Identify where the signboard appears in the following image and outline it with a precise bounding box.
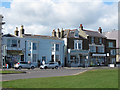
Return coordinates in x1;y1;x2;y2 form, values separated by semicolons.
92;54;106;56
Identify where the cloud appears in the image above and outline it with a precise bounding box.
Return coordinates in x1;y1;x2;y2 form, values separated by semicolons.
0;0;118;36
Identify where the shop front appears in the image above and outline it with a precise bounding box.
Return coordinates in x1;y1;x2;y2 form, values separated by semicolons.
67;49;89;67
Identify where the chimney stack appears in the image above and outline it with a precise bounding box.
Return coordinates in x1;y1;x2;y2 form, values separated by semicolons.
14;27;19;36
56;28;61;38
52;29;56;37
79;24;83;30
20;25;25;37
98;27;102;33
61;28;64;38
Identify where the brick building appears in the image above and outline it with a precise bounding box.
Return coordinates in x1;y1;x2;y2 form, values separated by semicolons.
52;24;116;66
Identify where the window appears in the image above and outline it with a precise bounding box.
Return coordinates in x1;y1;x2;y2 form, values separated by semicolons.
74;40;82;50
7;39;10;47
56;55;59;62
56;44;59;51
78;43;81;49
110;49;116;55
52;44;54;51
75;33;78;37
91;37;94;43
99;38;102;44
33;43;37;50
75;43;77;49
28;42;31;50
11;40;17;47
89;46;96;52
109;42;113;47
98;46;104;53
18;40;20;47
33;54;37;62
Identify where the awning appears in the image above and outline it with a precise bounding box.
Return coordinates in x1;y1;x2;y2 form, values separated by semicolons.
68;49;89;55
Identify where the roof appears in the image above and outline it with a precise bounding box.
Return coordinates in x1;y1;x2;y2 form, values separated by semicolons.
2;34;16;37
24;34;62;40
63;29;78;38
83;29;106;38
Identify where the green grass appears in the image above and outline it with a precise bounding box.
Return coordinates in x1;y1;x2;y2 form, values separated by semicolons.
2;69;118;88
0;70;25;74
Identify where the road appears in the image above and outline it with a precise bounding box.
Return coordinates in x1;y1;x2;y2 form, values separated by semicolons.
2;68;87;81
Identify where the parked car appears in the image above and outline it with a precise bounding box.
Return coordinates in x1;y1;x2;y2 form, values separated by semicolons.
14;62;36;70
40;62;59;69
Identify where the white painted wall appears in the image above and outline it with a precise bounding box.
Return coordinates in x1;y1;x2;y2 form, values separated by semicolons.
24;37;64;66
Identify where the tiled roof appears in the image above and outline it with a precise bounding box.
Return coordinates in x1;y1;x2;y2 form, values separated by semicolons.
24;34;62;40
2;34;16;37
83;29;106;38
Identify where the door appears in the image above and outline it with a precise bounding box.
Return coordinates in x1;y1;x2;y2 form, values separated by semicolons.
21;55;24;61
51;55;54;62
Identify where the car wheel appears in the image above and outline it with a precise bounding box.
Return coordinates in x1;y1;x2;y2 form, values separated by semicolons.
44;66;47;69
18;66;22;70
15;68;18;70
31;66;34;70
55;66;58;69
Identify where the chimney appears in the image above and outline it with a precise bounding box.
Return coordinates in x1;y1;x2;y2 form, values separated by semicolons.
61;28;64;38
79;24;83;30
98;27;102;33
52;29;56;37
56;28;61;38
20;25;25;37
14;27;19;36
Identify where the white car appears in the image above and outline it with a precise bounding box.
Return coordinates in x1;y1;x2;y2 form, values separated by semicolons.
40;62;59;69
14;62;36;70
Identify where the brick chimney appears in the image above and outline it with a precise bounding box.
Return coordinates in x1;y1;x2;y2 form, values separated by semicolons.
98;27;102;33
52;29;56;37
79;24;83;30
20;25;25;37
56;28;61;38
61;28;64;38
14;27;19;36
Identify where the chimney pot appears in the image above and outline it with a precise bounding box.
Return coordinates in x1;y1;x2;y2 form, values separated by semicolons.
98;27;102;33
79;24;83;30
14;27;19;36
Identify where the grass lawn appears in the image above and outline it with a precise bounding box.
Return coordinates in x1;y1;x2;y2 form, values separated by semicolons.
0;70;25;74
2;69;118;88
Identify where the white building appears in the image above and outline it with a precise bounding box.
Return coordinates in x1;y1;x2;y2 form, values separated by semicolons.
24;35;64;66
2;26;64;67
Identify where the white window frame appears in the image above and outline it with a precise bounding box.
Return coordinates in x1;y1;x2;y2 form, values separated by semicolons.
74;40;82;50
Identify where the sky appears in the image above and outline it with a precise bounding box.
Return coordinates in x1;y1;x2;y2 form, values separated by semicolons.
0;0;118;36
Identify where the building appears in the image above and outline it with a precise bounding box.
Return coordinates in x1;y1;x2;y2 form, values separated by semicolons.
103;30;120;63
52;28;89;67
0;15;5;68
79;24;116;66
52;24;116;67
2;26;64;67
106;39;116;64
